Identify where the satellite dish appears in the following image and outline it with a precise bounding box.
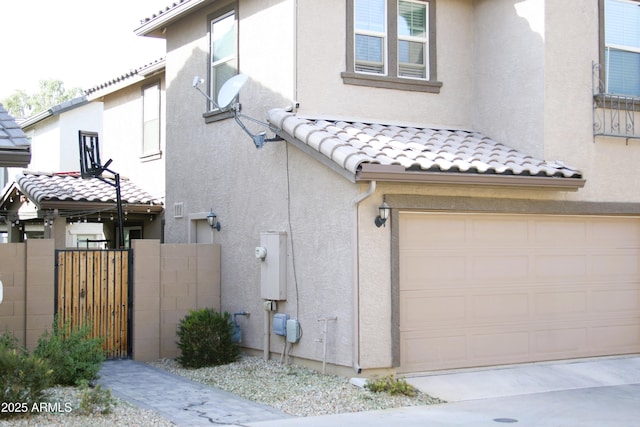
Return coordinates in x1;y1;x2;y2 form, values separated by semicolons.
191;72;282;148
218;74;248;109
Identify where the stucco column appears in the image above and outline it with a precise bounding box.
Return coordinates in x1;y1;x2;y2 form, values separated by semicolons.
51;216;67;249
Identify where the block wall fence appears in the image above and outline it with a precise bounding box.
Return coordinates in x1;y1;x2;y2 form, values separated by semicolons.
0;239;221;361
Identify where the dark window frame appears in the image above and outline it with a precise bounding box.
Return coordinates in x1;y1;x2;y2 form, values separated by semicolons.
342;0;442;93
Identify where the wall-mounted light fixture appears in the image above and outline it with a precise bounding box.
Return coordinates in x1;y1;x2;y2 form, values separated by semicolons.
207;208;221;231
375;202;391;228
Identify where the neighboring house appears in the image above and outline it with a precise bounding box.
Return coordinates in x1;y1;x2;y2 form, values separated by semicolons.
136;0;640;375
0;103;31;184
0;60;165;247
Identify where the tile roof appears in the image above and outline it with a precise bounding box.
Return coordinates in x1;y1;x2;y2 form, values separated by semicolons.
84;58;165;97
267;109;584;188
20;96;88;129
0;103;31;167
135;0;214;37
138;0;188;26
16;171;163;208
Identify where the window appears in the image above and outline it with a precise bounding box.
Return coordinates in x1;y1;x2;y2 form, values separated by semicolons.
603;0;640;96
210;9;237;110
142;82;161;158
343;0;441;93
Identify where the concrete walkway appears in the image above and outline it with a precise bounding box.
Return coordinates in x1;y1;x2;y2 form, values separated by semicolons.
247;384;640;427
98;356;640;427
405;355;640;401
98;359;290;426
248;356;640;427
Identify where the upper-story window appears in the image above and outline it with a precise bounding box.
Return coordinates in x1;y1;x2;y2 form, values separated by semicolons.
142;81;161;159
603;0;640;96
210;9;237;110
343;0;441;93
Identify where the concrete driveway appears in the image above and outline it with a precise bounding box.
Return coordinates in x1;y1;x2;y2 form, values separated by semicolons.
248;356;640;427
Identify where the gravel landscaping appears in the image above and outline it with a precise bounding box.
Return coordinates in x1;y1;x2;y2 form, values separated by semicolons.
0;355;444;426
149;355;444;416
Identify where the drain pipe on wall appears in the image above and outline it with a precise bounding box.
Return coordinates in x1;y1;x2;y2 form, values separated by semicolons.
351;180;376;374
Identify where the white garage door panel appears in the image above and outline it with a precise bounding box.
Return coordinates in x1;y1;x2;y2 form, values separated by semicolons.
399;212;640;373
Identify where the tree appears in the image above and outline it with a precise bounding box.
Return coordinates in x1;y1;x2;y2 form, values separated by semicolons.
1;79;84;118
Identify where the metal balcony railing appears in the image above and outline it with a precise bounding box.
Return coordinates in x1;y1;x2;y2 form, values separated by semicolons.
592;62;640;142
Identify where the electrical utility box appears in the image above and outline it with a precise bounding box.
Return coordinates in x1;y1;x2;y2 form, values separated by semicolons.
259;231;287;300
286;319;301;343
273;313;289;336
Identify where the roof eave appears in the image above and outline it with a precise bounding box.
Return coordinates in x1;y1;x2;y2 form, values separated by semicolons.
356;164;586;191
21;96;88;129
135;0;211;37
19;109;53;129
277;130;358;183
0;149;31;168
36;200;164;213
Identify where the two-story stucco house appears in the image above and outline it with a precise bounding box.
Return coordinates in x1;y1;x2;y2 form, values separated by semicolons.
136;0;640;375
0;60;165;248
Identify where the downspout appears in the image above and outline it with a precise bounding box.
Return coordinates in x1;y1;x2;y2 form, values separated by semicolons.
351;180;376;373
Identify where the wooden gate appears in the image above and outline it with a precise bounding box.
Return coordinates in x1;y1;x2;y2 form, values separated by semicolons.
54;249;131;359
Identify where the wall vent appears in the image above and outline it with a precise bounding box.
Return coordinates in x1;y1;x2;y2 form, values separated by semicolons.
173;202;184;218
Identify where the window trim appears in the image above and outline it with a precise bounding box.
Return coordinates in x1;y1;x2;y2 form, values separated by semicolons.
598;0;640;97
203;2;238;123
141;80;162;161
343;0;441;93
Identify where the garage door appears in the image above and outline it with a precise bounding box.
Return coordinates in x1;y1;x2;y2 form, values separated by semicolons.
399;212;640;373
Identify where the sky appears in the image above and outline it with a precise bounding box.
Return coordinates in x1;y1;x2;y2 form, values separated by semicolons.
0;0;169;101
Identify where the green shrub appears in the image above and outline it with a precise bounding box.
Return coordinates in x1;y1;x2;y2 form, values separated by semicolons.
34;318;105;386
365;375;418;397
0;329;25;354
176;308;240;368
77;380;117;415
0;348;53;418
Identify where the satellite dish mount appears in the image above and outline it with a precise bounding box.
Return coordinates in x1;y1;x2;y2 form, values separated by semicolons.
192;74;282;149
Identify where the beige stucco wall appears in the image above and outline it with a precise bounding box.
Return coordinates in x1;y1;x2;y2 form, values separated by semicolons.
100;76;166;203
164;0;366;370
472;0;545;158
160;0;640;373
0;243;27;347
473;0;640;204
0;239;219;361
0;240;54;351
297;0;474;128
543;1;640;203
19;102;103;175
131;240;221;361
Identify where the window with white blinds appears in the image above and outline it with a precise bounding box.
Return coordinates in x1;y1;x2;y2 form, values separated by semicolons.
355;0;386;74
398;0;428;78
354;0;428;79
604;0;640;96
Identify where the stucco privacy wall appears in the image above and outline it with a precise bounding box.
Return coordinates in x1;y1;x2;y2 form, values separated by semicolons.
0;243;28;347
0;240;55;350
0;240;220;361
132;239;221;361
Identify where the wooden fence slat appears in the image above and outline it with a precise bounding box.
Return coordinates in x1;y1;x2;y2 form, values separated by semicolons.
64;252;73;328
79;251;87;324
54;249;131;359
120;251;129;358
